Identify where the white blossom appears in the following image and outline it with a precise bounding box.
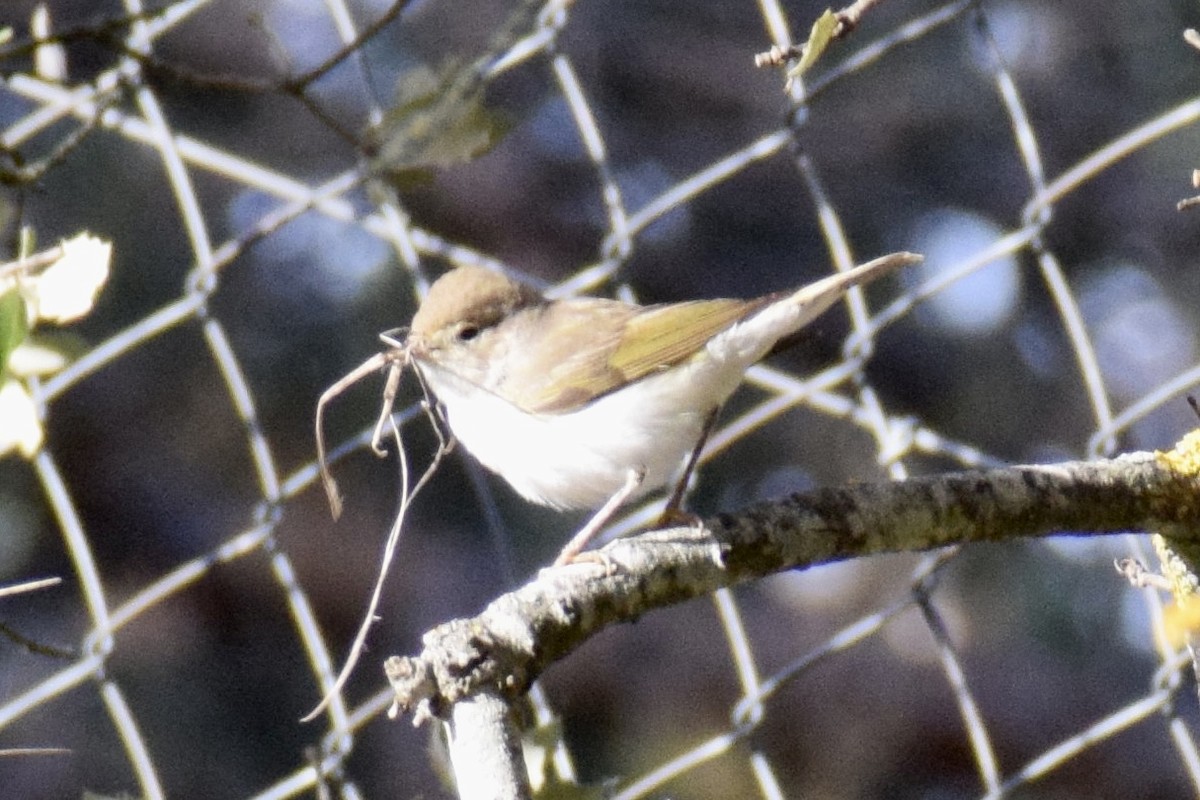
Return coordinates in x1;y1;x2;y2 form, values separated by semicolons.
28;233;111;323
0;378;42;458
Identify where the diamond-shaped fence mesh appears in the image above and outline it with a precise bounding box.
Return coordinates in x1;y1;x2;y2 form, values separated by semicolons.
3;0;1200;797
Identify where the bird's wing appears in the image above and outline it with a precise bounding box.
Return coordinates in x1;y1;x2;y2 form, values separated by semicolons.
500;296;764;414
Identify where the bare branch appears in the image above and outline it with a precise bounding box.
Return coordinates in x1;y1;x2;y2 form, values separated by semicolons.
386;450;1200;723
444;692;533;800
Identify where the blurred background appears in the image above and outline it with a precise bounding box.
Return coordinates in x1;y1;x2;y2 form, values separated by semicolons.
3;0;1200;796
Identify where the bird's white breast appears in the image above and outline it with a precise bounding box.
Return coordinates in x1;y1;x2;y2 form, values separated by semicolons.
415;299;793;510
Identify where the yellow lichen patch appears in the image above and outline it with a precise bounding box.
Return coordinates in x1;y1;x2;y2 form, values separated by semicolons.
1154;534;1200;604
1155;531;1200;652
1162;594;1200;651
1157;429;1200;476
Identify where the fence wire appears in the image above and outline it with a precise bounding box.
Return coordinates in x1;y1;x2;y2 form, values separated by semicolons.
2;0;1200;797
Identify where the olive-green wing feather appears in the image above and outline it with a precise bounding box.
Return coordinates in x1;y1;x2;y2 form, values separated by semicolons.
498;296;765;414
608;298;766;382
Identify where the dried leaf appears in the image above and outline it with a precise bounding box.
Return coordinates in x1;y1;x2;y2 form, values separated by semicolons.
788;9;839;81
367;60;510;182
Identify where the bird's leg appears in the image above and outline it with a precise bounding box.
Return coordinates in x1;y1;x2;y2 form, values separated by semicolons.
552;466;645;567
656;407;719;528
552;408;719;567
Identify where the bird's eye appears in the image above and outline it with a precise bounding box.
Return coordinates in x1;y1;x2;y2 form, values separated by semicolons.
457;325;480;342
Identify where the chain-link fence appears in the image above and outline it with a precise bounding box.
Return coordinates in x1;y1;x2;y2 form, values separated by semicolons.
3;0;1200;797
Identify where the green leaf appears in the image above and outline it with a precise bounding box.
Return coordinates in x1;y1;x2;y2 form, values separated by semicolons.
788;9;839;81
0;289;28;377
367;60;511;182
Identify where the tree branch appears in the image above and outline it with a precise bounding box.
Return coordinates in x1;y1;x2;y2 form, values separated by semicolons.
444;692;533;800
386;448;1200;725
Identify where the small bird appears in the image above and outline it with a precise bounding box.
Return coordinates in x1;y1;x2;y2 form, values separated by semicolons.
402;252;921;565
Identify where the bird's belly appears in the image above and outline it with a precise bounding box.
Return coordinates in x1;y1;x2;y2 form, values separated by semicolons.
420;363;725;510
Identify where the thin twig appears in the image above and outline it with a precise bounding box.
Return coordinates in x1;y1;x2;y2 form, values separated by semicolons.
0;576;61;598
303;353;451;722
0;83;123;186
314;350;396;520
0;748;71;758
753;0;894;68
